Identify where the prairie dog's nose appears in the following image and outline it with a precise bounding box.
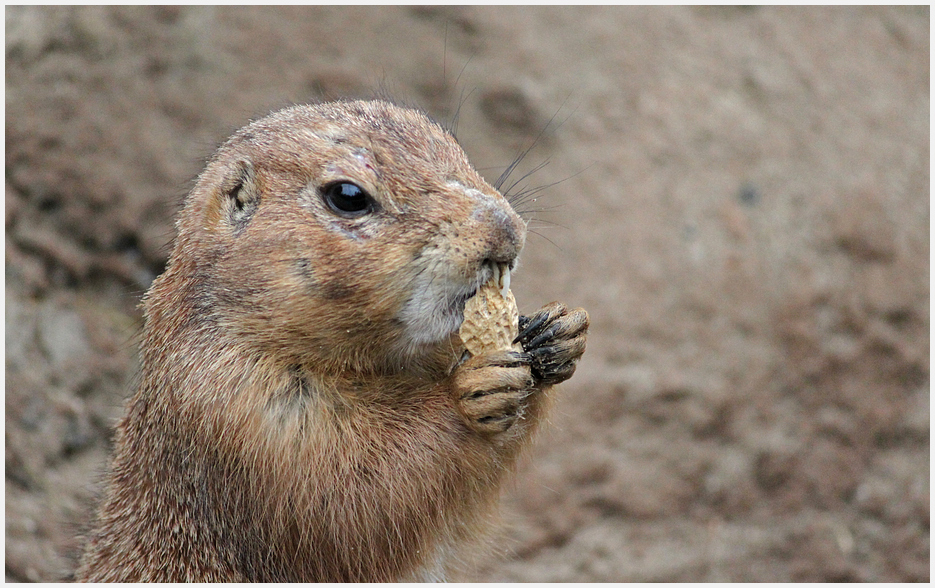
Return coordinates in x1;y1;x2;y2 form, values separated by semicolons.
468;190;527;265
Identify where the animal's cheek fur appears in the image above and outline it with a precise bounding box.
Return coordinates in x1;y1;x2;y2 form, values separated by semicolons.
208;226;414;356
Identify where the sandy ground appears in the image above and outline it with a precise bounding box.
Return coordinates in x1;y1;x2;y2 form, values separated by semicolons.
5;6;929;581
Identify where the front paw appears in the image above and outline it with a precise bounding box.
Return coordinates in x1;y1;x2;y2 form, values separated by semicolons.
516;302;589;386
452;350;533;435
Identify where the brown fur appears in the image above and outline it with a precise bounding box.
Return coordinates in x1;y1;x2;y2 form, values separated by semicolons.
75;100;588;582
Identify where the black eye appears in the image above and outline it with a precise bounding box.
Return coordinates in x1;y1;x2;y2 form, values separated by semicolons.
321;181;373;217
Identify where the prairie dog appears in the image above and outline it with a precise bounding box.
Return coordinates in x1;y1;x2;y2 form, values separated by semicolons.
75;100;588;581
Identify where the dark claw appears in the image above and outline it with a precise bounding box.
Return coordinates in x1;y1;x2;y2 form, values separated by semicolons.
514;302;567;346
525;320;565;351
537;361;578;385
529;344;580;382
514;303;589;387
514;312;550;346
527;343;560;361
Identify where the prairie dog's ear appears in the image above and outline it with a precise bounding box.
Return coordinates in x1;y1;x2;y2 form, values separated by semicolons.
212;159;260;232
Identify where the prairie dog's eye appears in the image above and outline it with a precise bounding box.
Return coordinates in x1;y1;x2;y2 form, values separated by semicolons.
321;181;374;217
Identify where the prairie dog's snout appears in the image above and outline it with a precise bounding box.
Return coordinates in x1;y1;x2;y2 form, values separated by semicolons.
398;185;526;350
460;186;527;269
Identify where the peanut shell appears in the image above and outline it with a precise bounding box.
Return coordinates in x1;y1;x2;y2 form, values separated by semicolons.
459;265;521;356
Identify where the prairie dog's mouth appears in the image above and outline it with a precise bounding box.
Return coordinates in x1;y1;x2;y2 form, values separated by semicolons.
462;261;511;305
397;260;516;352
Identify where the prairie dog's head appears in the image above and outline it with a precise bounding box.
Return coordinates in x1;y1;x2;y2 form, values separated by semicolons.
156;100;526;374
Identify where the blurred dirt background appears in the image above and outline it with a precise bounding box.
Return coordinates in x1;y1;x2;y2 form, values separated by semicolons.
5;6;929;581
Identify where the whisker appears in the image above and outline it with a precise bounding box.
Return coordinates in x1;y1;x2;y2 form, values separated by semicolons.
504;159;551;204
447;55;476;137
526;229;564;252
449;86;476;138
494;93;576;191
526;218;570;231
510;163;592;207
